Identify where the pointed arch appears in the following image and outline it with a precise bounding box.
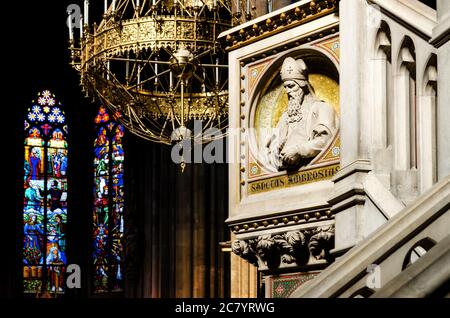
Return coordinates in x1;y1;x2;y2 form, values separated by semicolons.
373;21;393;149
396;36;417;170
420;54;438;189
375;21;392;61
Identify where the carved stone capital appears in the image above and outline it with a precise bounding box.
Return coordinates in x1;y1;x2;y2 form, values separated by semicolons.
308;226;335;260
232;226;335;271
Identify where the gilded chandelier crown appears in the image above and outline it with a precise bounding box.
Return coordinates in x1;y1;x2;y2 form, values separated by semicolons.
69;0;232;144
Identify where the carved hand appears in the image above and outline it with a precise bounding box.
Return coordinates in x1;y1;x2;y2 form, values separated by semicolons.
281;147;302;166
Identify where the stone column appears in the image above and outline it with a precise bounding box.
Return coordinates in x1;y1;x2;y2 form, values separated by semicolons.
230;234;258;298
329;0;373;255
339;0;372;166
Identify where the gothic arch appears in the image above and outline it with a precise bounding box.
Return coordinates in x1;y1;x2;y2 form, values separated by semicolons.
423;54;437;96
402;237;436;270
420;54;438;187
374;21;392;60
372;21;393;149
395;36;418;170
397;36;416;74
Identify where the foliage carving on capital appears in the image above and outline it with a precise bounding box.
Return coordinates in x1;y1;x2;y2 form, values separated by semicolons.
309;226;335;260
232;226;335;270
231;239;259;267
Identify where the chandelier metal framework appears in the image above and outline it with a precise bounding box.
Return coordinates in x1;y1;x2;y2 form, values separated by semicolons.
69;0;232;145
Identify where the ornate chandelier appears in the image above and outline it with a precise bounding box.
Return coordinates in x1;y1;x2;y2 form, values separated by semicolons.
69;0;232;145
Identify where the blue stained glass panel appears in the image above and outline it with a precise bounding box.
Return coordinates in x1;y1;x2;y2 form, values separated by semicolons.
23;91;69;294
92;106;125;293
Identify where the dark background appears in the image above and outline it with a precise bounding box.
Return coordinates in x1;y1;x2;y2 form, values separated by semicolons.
4;0;107;298
2;0;438;299
3;0;230;298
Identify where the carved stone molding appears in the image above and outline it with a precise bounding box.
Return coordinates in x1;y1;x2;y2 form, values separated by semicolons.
223;0;339;51
232;225;335;271
229;208;333;234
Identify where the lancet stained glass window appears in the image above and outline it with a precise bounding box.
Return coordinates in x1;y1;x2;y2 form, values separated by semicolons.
93;106;125;293
23;90;68;294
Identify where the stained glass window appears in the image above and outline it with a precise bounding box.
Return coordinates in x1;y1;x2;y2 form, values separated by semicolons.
93;106;125;293
23;90;68;294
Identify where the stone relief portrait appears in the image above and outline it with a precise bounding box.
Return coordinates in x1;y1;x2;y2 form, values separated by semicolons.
259;56;339;172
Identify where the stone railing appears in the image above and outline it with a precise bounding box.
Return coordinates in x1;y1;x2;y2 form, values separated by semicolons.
291;176;450;297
